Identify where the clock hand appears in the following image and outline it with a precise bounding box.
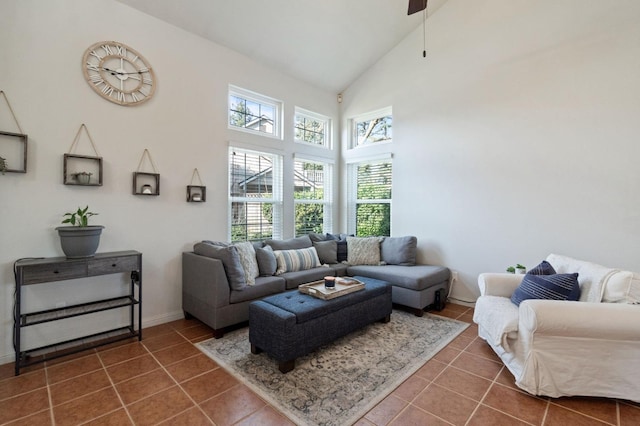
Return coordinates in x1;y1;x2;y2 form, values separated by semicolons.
102;67;145;75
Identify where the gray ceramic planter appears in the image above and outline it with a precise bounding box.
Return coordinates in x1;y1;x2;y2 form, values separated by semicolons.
56;226;104;258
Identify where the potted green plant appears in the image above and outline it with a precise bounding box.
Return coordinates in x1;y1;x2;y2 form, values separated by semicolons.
0;156;7;175
507;264;527;274
56;206;104;258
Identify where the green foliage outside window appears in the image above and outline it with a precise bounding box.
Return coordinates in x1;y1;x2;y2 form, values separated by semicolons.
295;189;324;236
355;161;391;237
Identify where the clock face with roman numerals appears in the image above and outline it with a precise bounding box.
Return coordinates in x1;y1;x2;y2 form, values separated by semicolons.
82;41;156;106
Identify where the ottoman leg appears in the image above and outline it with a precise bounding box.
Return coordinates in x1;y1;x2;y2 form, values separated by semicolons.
251;344;262;354
413;308;424;317
279;359;295;373
380;314;391;323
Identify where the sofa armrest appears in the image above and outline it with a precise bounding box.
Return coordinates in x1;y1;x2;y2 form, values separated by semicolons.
519;300;640;340
182;252;230;310
478;273;524;297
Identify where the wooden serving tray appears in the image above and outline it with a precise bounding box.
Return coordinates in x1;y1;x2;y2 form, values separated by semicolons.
298;277;365;300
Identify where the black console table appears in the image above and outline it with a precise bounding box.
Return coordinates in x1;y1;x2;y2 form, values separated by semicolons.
13;250;142;375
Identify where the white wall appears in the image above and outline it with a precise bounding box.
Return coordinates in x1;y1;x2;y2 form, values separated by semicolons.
0;0;338;363
341;0;640;302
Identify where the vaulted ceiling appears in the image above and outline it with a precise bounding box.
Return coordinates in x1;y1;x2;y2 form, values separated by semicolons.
116;0;448;93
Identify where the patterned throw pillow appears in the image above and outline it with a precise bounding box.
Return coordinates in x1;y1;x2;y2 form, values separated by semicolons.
527;260;556;275
233;241;259;286
346;237;383;266
274;247;321;275
511;273;580;306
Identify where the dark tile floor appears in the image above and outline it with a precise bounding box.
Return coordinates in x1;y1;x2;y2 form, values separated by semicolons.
1;304;638;425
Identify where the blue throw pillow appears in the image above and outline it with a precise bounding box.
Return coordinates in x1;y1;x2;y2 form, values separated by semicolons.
527;260;556;275
511;273;580;306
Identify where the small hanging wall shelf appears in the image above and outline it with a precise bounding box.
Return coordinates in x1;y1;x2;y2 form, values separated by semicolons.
0;91;28;174
64;124;103;186
133;149;160;196
187;168;206;203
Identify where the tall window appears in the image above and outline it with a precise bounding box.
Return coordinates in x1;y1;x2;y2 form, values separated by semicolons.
228;86;282;139
348;159;392;237
352;108;393;148
229;147;282;242
294;158;332;236
294;108;330;148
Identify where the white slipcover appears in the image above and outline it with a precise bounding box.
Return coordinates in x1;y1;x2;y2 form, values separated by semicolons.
473;254;640;401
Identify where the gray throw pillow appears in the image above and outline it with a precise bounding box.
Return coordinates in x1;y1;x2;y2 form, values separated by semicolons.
255;245;277;276
326;233;351;262
313;240;338;264
194;242;246;290
265;235;312;250
381;236;417;266
308;232;326;242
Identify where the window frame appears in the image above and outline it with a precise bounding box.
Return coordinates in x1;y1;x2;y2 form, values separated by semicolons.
349;107;393;149
228;85;283;140
294;107;332;149
228;146;283;242
347;156;393;237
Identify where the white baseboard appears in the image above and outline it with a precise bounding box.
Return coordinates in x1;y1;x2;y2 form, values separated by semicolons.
0;310;186;367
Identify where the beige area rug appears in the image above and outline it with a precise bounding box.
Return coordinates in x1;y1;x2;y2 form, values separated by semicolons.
197;310;468;426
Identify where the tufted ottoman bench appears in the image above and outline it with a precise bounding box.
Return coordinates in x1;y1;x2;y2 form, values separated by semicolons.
249;276;392;373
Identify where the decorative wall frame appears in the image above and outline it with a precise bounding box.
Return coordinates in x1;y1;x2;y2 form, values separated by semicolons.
0;91;28;174
133;149;160;196
187;168;206;202
64;124;103;186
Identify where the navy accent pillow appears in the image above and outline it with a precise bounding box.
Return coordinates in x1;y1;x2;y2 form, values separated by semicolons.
527;260;556;276
511;273;580;306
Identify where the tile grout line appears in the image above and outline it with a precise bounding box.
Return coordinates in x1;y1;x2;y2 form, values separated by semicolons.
92;346;137;426
143;328;218;425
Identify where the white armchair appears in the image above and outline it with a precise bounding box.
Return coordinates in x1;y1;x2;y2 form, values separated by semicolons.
473;254;640;402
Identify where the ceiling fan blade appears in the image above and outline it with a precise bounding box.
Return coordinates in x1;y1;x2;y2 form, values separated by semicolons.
408;0;427;15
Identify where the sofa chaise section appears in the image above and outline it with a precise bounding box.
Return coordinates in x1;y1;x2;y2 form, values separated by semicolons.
347;264;450;316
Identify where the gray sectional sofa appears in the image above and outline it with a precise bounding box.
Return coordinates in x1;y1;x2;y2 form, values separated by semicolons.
182;233;450;338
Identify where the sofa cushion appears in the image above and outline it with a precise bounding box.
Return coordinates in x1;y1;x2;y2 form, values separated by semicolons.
603;270;640;304
274;247;321;275
381;236;417;266
280;266;332;290
313;240;338;264
234;241;259;286
229;276;286;304
347;236;383;266
266;235;312;250
194;242;246;291
255;245;277;276
347;264;450;291
527;260;556;276
510;273;581;306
